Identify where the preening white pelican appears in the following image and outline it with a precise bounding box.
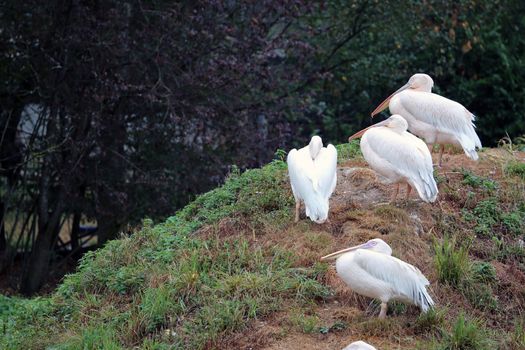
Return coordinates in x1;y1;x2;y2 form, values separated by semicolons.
348;115;437;203
321;238;434;319
343;340;377;350
371;73;482;166
287;136;337;223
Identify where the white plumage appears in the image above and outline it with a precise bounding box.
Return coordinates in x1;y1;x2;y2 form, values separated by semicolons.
343;340;377;350
321;238;434;319
371;73;482;166
348;115;438;203
287;136;337;223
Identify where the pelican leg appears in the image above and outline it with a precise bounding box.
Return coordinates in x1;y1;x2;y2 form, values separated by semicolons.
294;201;300;223
438;144;445;167
406;183;412;200
390;184;400;203
379;302;388;319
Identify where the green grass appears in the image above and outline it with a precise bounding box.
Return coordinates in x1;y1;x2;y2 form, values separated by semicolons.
434;239;499;311
467;198;499;237
0;295;55;349
463;197;525;238
170;159;293;235
510;317;525;348
462;283;497;312
289;309;320;333
471;262;497;284
491;236;525;264
436;313;494;350
0;159;330;349
57;326;123;350
336;140;362;162
461;169;497;191
413;307;446;336
434;235;471;287
505;161;525;180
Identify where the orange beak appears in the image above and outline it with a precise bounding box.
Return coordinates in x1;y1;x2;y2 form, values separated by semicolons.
348;119;388;142
371;82;410;117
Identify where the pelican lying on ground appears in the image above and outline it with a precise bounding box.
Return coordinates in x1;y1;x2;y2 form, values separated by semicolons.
371;73;482;166
321;238;434;319
287;136;337;223
343;340;377;350
348;114;437;203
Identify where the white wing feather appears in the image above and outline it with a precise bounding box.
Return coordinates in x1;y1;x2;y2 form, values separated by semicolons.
396;91;482;158
364;128;438;202
354;249;434;311
314;144;338;200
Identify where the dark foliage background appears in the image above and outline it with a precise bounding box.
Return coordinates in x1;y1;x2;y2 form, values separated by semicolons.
0;0;524;294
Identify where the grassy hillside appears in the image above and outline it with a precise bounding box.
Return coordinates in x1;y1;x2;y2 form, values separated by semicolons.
1;142;525;350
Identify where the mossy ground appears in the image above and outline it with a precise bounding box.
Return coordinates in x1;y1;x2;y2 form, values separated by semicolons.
1;144;525;350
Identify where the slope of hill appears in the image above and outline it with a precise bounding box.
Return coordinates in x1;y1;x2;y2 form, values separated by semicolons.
1;142;525;350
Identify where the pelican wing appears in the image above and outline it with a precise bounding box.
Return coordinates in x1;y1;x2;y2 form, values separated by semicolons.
365;128;438;202
287;148;318;192
398;91;482;157
287;148;328;222
314;144;337;200
354;249;434;311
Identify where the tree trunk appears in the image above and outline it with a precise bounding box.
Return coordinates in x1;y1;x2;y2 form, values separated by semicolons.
19;107;65;295
19;190;65;295
70;208;81;257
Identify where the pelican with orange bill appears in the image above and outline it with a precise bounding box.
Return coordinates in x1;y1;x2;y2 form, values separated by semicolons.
321;238;435;319
348;114;437;203
370;73;481;166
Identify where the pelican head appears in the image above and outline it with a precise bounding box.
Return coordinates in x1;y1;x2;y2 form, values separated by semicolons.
371;73;434;117
348;114;408;141
320;238;392;261
407;73;434;92
308;135;323;160
343;341;377;350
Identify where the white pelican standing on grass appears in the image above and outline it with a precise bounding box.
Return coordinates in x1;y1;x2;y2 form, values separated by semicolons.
348;115;437;203
321;238;434;319
371;73;482;166
343;341;377;350
287;136;337;223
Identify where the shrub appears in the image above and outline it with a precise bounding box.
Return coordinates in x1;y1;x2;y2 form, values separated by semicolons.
471;199;500;237
461;169;497;191
471;262;497;284
501;210;525;236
